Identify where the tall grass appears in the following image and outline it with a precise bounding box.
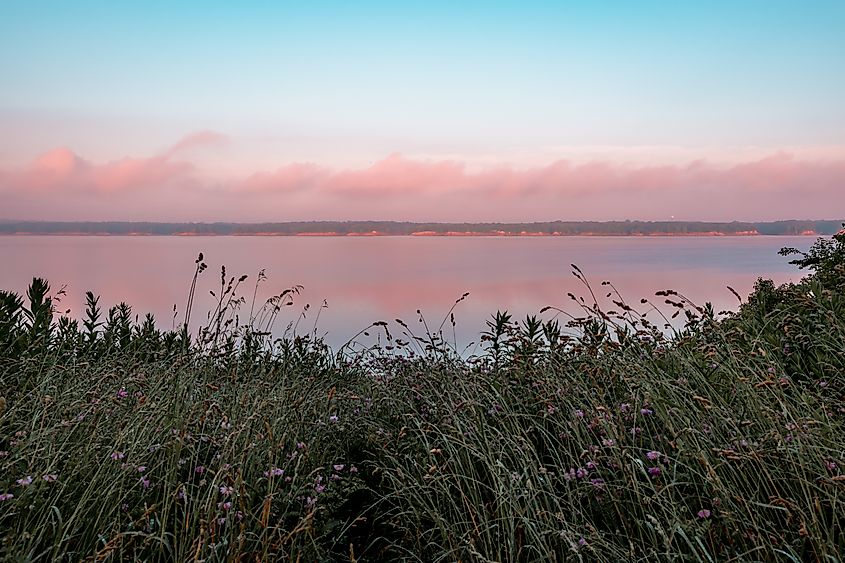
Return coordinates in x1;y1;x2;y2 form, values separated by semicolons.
0;236;843;561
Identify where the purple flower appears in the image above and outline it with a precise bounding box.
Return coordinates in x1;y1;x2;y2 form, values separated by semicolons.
619;403;631;412
697;509;711;519
333;464;345;471
264;467;284;478
578;537;587;547
575;468;588;479
640;408;654;416
0;493;13;501
647;467;661;477
194;466;205;475
116;388;129;399
137;465;147;473
585;461;597;470
825;460;838;471
602;439;615;447
329;415;339;423
16;476;33;486
349;465;358;473
296;442;306;450
218;501;232;511
314;484;326;493
110;451;125;461
177;489;187;501
646;450;661;460
574;409;585;419
219;485;234;496
42;474;58;482
139;477;151;489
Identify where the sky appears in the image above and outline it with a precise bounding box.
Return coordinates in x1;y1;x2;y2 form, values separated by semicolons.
1;0;844;222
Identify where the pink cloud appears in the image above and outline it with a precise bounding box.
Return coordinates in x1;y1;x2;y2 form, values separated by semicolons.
164;130;229;157
12;148;193;193
1;141;844;221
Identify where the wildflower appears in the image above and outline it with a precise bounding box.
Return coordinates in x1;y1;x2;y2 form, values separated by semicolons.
0;493;13;501
264;467;284;478
219;485;234;496
194;466;205;475
217;517;226;526
574;409;584;419
333;464;345;471
110;451;125;461
589;478;605;489
0;451;9;458
220;420;231;430
42;474;58;482
296;442;306;449
349;465;358;473
16;476;33;486
218;501;232;511
137;466;147;473
640;408;654;416
619;403;631;412
177;489;187;501
305;496;316;509
234;510;244;522
825;460;838;471
585;461;597;470
139;477;151;489
646;450;661;460
575;468;588;479
314;484;326;493
697;509;711;519
578;537;587;547
601;438;615;447
116;388;129;399
647;467;661;477
329;415;339;423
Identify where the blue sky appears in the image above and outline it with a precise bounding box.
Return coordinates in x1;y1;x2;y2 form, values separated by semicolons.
1;1;844;221
3;1;843;149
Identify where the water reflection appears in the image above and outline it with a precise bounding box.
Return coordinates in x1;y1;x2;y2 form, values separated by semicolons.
0;236;809;350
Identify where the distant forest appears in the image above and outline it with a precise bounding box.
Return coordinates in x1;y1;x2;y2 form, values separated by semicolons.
0;220;841;236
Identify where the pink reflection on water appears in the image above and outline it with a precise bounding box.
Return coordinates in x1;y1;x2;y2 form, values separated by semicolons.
0;236;808;349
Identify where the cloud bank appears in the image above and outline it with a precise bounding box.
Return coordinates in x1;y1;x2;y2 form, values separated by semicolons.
1;134;844;222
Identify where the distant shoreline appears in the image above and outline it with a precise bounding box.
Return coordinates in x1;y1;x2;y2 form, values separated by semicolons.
0;231;828;237
0;219;841;237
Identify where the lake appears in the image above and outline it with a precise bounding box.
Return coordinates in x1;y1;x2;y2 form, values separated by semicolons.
0;236;812;351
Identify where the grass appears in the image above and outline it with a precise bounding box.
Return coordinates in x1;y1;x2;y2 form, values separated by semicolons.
0;233;843;561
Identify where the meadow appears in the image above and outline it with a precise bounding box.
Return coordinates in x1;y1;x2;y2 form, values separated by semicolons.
0;233;843;562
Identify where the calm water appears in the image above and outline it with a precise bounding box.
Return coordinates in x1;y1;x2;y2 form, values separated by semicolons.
0;236;812;351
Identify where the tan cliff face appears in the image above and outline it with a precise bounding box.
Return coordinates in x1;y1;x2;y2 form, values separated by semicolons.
0;221;839;236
